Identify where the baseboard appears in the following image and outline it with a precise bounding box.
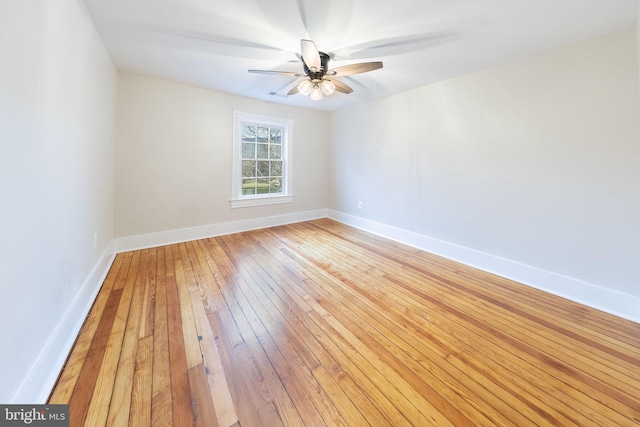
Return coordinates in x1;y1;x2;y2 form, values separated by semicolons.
114;209;328;253
11;241;117;403
328;210;640;324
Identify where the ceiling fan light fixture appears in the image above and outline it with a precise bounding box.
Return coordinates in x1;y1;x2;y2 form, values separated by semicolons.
310;83;323;101
320;80;335;96
250;38;383;101
298;80;313;96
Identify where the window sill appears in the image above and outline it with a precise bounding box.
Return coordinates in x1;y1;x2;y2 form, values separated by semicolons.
230;194;294;208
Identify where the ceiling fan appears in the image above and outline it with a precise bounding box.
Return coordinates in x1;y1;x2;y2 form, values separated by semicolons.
249;39;383;101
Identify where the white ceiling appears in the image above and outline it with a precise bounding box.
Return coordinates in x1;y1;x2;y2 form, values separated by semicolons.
84;0;638;111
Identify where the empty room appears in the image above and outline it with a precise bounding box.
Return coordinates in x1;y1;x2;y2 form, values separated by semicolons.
1;0;639;425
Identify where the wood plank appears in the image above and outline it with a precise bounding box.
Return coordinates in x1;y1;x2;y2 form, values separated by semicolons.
174;256;203;369
128;335;153;427
138;248;157;339
312;365;370;427
67;288;123;427
151;246;173;427
184;244;238;427
207;311;263;427
106;250;148;426
184;240;222;314
167;246;196;427
84;251;141;427
257;402;284;427
187;364;218;427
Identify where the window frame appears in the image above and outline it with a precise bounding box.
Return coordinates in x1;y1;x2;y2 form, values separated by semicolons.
231;111;294;208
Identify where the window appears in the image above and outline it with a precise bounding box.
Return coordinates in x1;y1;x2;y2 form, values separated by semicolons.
231;111;293;208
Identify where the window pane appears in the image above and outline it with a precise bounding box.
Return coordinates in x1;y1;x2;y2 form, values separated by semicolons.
257;127;268;142
234;113;290;205
270;144;281;159
257;144;268;159
242;143;256;159
270;161;282;177
242;125;256;142
242;178;257;195
256;178;270;194
270;129;281;144
269;177;282;193
257;160;269;177
242;160;256;177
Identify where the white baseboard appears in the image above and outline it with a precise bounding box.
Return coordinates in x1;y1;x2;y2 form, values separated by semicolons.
114;209;328;253
328;210;640;324
11;241;117;403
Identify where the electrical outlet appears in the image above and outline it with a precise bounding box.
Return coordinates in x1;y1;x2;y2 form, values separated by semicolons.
93;232;98;248
358;201;363;210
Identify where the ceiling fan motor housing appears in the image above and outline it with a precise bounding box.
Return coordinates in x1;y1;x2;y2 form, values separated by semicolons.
304;52;331;80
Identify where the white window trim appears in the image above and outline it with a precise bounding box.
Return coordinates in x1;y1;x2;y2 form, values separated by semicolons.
231;111;294;208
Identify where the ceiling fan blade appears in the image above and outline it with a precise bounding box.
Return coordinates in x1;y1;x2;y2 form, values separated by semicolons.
327;62;383;77
332;32;457;60
330;79;353;94
301;39;321;70
135;24;295;61
248;70;304;77
287;86;299;96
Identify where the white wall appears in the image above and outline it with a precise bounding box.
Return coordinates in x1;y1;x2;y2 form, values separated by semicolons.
115;73;330;242
0;1;117;402
329;30;640;319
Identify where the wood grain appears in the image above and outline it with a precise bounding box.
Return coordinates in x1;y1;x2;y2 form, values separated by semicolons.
187;364;218;427
151;246;173;427
50;219;640;426
128;335;153;427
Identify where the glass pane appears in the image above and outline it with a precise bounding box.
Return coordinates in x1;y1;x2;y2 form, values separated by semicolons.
257;161;269;177
242;125;256;142
242;143;256;159
256;178;270;194
270;161;282;177
242;178;256;195
270;144;281;159
239;120;287;198
269;177;282;193
242;160;256;177
257;144;268;159
270;128;282;144
257;127;268;143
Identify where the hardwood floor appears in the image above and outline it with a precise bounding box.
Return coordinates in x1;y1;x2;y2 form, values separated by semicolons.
49;219;640;426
